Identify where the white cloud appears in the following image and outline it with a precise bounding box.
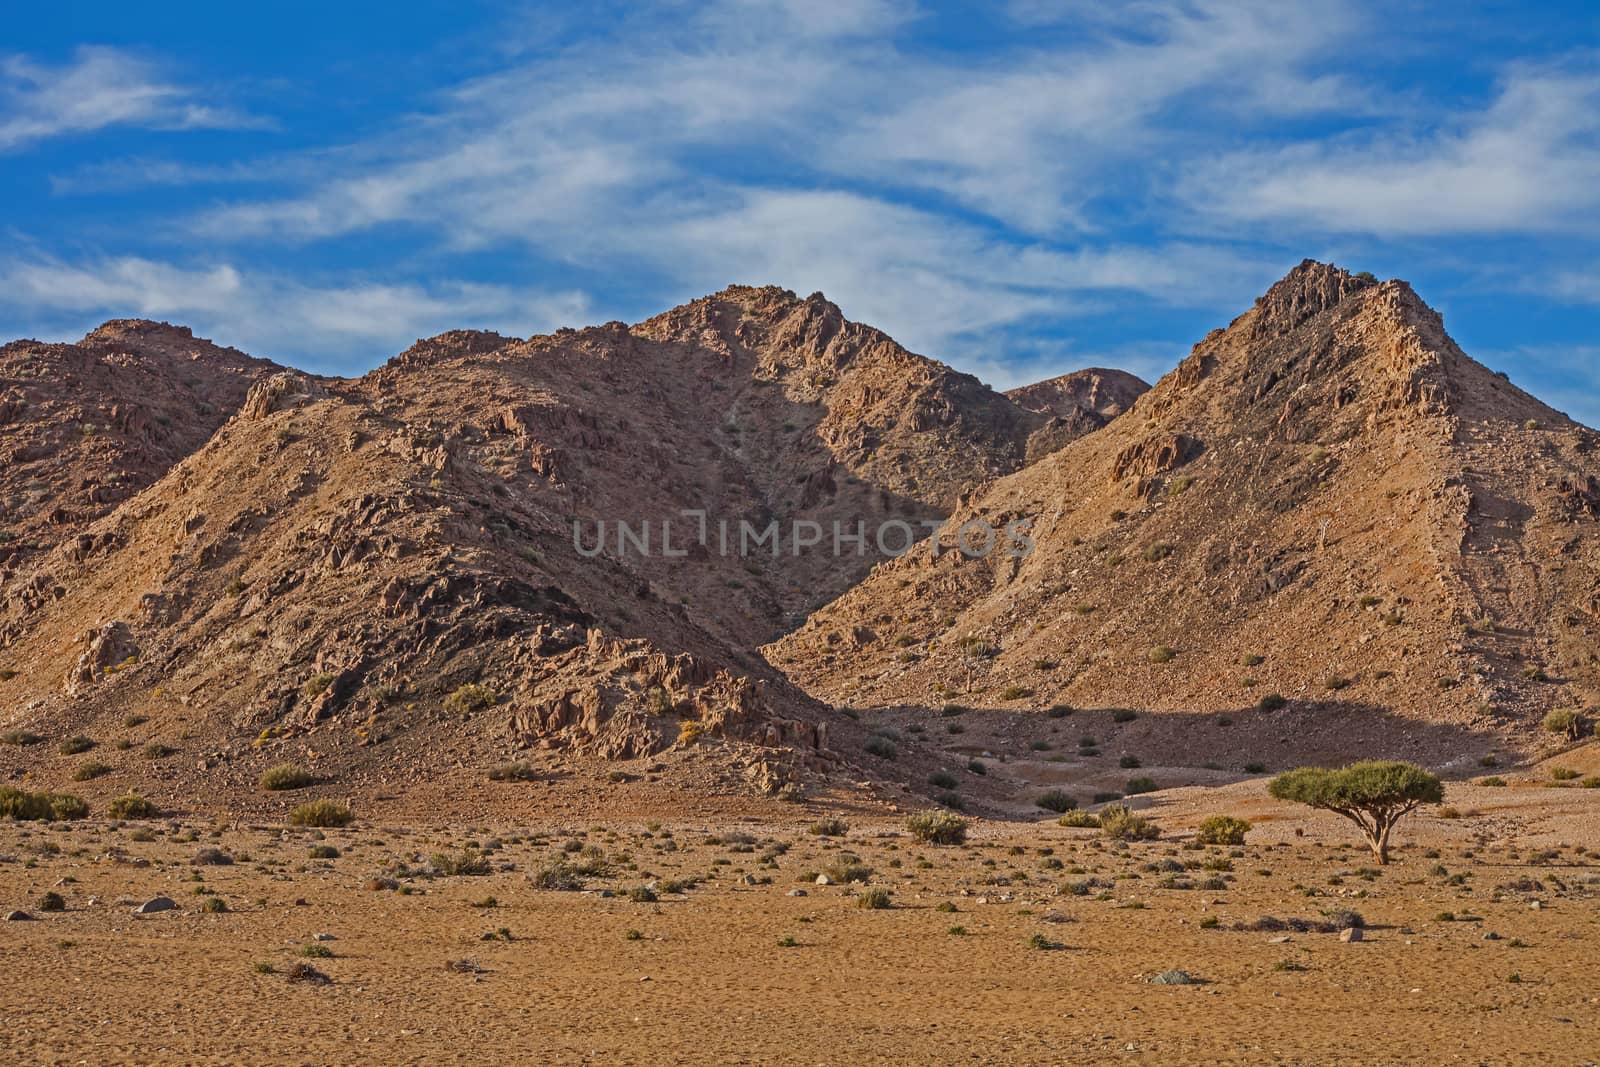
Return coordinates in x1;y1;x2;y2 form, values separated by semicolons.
1182;66;1600;236
191;0;1362;245
0;254;590;369
0;46;261;152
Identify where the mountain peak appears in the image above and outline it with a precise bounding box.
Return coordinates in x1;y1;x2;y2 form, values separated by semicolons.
1246;259;1378;341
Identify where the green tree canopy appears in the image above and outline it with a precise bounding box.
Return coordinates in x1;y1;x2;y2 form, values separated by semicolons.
1269;761;1443;864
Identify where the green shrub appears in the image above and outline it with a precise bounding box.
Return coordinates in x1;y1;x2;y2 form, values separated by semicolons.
1148;646;1176;664
444;683;497;714
856;888;893;910
1111;710;1137;724
432;850;492;876
0;729;42;746
1257;694;1289;712
530;860;586;891
58;735;95;755
302;673;337;699
107;791;157;819
1119;755;1141;769
1056;809;1100;829
808;817;848;837
1542;707;1590;740
1550;767;1579;781
1125;776;1157;795
999;685;1033;701
864;736;897;760
1036;790;1075;813
48;794;89;820
906;811;968;845
928;771;957;790
38;891;67;912
1479;776;1507;787
73;760;112;781
488;761;537;782
1195;815;1251;846
260;763;314;791
824;859;874;884
1099;804;1159;841
966;759;987;775
142;742;175;759
289;800;354;827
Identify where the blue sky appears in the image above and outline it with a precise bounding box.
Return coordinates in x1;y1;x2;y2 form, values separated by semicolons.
3;1;1598;424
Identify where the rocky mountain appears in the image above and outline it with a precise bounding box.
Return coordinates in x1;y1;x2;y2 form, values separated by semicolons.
769;262;1600;759
1006;368;1151;462
0;321;280;574
0;287;1066;812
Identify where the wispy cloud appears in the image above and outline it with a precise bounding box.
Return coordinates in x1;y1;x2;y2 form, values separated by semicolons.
0;254;589;369
1181;64;1600;236
0;46;263;152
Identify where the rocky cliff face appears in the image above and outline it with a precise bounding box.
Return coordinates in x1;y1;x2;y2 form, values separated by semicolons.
0;288;1058;811
769;262;1600;753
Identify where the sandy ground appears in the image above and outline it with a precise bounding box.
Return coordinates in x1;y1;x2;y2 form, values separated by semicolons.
3;774;1599;1066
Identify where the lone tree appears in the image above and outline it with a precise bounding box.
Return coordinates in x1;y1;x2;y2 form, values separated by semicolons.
1269;761;1443;864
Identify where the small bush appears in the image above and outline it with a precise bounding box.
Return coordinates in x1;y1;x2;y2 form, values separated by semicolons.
677;720;705;746
260;764;314;791
0;730;42;746
808;817;848;837
1;787;84;821
1036;790;1075;813
1148;646;1176;664
864;736;897;760
1099;804;1158;841
1046;705;1073;718
432;850;492;876
928;771;957;790
488;761;537;782
1057;809;1100;829
1125;777;1157;795
1119;755;1141;769
1143;542;1174;562
289;800;354;827
107;791;157;819
1195;815;1251;846
1542;707;1589;739
302;673;337;699
1550;767;1579;781
906;811;968;845
73;761;113;781
999;685;1034;701
1257;694;1288;712
1111;710;1137;724
308;844;340;859
857;888;893;910
142;742;175;759
530;860;586;891
1479;776;1507;787
58;735;95;755
444;683;498;714
38;891;67;912
966;759;987;775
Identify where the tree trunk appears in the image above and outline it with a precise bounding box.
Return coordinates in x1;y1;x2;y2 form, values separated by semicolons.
1370;818;1393;865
